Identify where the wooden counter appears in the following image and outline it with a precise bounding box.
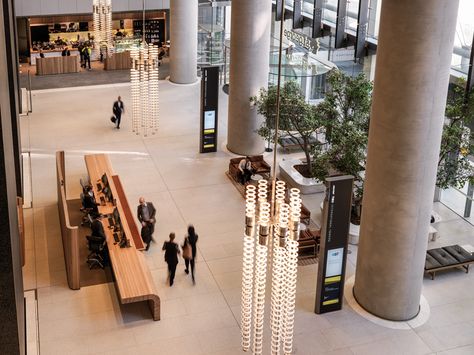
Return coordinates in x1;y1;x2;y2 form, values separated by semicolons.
104;51;131;71
36;55;79;75
85;154;160;320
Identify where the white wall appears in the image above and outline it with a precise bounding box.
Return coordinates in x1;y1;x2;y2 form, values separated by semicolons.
14;0;170;17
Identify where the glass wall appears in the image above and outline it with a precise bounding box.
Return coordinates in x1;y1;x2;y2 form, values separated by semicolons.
198;5;227;67
451;0;474;76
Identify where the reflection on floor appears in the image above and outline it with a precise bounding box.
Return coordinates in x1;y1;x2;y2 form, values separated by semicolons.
21;80;474;354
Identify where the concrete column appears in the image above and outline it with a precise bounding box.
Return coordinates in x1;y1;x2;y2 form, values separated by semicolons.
0;0;25;353
353;0;459;321
169;0;198;84
227;0;271;155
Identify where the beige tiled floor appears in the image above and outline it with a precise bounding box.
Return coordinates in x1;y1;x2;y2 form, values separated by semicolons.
21;80;474;354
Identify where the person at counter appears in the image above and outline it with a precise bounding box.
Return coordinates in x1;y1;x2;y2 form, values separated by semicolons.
82;45;91;70
83;186;99;216
91;215;106;240
61;47;70;56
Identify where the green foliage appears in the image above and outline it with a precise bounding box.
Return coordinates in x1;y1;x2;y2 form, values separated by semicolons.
437;79;474;189
251;80;323;173
310;70;373;193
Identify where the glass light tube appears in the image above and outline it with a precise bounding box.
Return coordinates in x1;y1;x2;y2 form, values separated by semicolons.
241;185;257;352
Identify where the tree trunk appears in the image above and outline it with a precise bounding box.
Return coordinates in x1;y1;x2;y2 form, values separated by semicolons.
303;138;312;173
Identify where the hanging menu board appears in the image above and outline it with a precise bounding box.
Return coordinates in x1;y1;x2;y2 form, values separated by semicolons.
315;175;354;314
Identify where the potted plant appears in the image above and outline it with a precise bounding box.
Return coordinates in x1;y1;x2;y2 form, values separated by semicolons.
251;80;323;176
436;79;474;193
311;70;373;229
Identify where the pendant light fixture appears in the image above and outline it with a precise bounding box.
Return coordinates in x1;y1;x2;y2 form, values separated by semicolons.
92;0;113;57
130;0;159;136
240;1;301;354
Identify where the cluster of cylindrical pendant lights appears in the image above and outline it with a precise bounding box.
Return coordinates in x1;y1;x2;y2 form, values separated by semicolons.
92;0;113;56
241;180;301;355
130;43;159;136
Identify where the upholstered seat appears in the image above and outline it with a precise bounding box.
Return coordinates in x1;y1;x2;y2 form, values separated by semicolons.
444;245;474;263
425;253;443;270
427;248;458;266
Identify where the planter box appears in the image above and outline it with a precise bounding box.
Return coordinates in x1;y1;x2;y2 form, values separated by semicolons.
279;159;325;195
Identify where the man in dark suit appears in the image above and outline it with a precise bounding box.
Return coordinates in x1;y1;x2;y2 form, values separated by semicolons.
113;96;125;129
83;186;99;216
137;197;157;239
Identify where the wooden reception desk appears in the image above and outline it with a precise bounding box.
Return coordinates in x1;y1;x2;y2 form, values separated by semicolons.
36;55;79;75
85;154;160;321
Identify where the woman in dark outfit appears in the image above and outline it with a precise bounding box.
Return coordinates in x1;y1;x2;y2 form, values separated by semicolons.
183;225;199;284
162;233;180;286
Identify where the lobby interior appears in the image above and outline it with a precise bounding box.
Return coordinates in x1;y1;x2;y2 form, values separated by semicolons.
2;1;474;355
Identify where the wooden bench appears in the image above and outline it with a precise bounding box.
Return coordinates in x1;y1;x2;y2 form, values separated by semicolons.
425;245;474;280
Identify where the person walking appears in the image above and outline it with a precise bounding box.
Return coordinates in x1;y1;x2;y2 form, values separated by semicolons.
113;96;125;129
162;233;180;286
137;196;156;239
182;225;198;284
141;222;152;251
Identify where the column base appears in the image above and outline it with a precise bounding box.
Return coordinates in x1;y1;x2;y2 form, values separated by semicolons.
166;76;200;86
344;276;430;329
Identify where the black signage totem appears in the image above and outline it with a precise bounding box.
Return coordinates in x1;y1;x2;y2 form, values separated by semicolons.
315;175;354;314
200;66;219;153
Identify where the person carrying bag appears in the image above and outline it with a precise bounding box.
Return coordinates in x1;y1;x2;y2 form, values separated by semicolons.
182;225;198;284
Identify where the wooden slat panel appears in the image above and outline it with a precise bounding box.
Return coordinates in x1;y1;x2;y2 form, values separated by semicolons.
56;151;80;290
111;175;144;250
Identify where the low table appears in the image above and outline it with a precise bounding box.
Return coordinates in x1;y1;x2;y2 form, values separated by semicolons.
249;174;263;186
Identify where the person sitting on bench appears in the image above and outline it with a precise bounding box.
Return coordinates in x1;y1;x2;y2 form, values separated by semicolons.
238;157;253;185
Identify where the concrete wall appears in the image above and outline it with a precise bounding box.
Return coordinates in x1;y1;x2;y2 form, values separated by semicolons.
14;0;170;17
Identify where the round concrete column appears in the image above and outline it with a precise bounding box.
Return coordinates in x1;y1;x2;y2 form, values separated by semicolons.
226;0;271;155
353;0;459;321
169;0;198;84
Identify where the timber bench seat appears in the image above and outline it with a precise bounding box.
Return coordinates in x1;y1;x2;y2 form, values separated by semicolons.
425;245;474;280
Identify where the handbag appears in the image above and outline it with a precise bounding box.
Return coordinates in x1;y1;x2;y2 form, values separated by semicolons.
182;238;192;260
110;115;117;123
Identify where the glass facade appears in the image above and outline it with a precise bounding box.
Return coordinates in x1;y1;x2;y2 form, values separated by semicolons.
273;0;472;74
198;5;227;67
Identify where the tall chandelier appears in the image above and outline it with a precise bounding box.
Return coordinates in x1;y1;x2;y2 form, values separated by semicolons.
240;1;301;354
130;0;159;136
92;0;113;56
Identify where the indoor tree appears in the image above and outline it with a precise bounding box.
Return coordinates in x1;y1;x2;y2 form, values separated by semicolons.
311;70;373;222
251;80;323;174
436;79;474;190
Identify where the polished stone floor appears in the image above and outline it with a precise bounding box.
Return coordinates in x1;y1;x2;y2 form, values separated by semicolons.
21;80;474;355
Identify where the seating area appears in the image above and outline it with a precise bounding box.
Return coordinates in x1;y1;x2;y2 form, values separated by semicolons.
278;133;320;153
228;155;271;182
227;155;318;259
298;228;321;259
425;244;474;279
